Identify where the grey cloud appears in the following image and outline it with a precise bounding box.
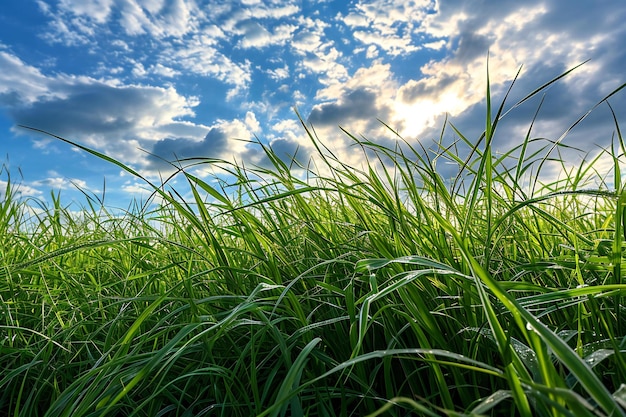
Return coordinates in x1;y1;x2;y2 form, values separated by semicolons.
268;137;309;164
434;0;542;29
241;137;312;169
494;62;626;152
14;89;133;136
454;32;492;63
11;83;192;138
412;75;626;183
148;127;230;170
441;0;626;64
398;0;626;155
0;91;22;107
148;129;313;173
238;20;270;39
399;74;457;103
307;89;380;127
536;1;626;40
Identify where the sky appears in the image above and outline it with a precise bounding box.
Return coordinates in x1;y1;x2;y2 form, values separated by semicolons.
1;0;626;209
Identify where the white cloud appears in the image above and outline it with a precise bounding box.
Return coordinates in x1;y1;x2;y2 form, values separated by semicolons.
36;0;113;45
0;51;52;104
245;111;261;133
44;0;199;39
233;21;298;49
315;63;396;102
423;40;446;50
393;58;489;137
32;1;337;103
150;63;180;77
267;65;290;80
342;13;368;27
365;45;378;59
121;181;154;197
35;0;51;14
340;0;433;56
353;29;420;56
286;16;352;85
32;175;91;192
221;2;300;32
118;2;152;35
291;16;331;52
131;62;147;77
161;39;252;97
110;39;130;50
294;46;349;87
237;21;272;48
0;179;43;198
58;0;115;24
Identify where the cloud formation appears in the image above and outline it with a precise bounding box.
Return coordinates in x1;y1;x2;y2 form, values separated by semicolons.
1;0;625;204
1;56;203;167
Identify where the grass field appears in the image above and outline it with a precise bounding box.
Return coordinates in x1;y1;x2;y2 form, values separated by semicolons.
2;68;626;416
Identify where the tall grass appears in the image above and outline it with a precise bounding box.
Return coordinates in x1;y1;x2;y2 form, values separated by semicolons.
2;66;626;416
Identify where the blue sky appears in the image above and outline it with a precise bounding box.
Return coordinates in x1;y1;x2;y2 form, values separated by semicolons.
1;0;626;208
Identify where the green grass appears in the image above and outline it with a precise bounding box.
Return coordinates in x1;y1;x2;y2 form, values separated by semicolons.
2;65;626;416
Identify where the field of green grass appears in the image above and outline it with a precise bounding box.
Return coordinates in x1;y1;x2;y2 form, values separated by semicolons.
2;69;626;416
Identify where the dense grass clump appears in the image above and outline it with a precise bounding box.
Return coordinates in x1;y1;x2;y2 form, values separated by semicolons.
2;68;626;416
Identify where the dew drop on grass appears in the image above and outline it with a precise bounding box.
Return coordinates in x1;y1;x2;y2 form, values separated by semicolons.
369;273;378;292
585;349;614;368
614;384;626;409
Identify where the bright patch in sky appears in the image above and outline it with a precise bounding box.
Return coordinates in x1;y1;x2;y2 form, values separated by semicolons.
1;0;625;207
